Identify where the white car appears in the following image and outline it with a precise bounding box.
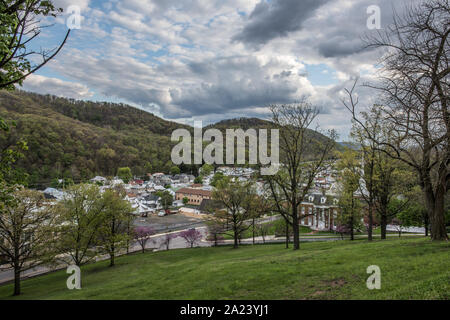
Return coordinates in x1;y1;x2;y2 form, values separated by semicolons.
158;211;166;217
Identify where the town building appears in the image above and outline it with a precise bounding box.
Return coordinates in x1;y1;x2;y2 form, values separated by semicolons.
175;188;212;205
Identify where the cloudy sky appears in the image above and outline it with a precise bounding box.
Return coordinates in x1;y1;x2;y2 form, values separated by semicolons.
22;0;421;139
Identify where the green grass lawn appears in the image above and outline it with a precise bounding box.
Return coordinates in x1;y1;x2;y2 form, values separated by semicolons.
224;224;401;240
0;237;448;300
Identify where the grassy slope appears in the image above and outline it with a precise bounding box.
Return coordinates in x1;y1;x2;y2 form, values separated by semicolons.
0;238;448;300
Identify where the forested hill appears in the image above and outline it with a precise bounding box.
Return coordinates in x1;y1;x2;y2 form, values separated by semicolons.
0;90;190;188
0;90;339;188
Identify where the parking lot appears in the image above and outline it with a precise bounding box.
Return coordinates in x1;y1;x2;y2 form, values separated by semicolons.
133;213;206;233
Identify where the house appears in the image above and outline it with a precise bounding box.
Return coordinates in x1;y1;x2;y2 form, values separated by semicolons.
142;194;162;210
299;193;339;231
110;178;124;186
175;188;212;205
90;176;108;184
42;188;65;201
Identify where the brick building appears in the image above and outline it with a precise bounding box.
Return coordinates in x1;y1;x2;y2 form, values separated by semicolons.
175;188;212;205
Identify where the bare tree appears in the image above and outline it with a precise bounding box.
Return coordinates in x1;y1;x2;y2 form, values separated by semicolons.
0;1;70;90
265;99;337;250
0;189;58;296
345;0;449;240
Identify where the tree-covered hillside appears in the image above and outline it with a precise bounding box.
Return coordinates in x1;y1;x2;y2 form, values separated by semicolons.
0;91;340;188
0;91;190;188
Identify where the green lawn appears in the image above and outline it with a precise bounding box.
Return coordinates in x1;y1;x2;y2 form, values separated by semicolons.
225;223;401;240
0;237;448;300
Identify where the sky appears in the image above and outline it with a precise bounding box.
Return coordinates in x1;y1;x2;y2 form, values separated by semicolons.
21;0;422;140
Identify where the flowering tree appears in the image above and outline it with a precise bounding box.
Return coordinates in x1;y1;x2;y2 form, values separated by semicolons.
180;229;203;248
334;224;351;240
160;232;179;250
134;226;156;253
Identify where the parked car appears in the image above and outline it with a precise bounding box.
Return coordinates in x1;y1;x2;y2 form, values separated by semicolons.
158;211;166;217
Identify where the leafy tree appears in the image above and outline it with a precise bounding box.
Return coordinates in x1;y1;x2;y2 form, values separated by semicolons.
170;166;181;175
97;188;133;267
200;164;214;176
194;176;203;184
350;106;381;241
0;1;70;90
0;189;58;296
56;184;105;267
389;198;424;237
210;172;229;187
144;162;153;174
179;228;203;248
210;179;259;249
117;167;132;183
337;149;364;240
182;197;189;206
156;190;173;210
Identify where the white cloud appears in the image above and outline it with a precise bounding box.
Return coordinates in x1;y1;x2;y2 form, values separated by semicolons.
28;0;425;139
22;74;94;99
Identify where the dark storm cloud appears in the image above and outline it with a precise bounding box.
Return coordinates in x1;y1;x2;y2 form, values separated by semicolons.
233;0;331;47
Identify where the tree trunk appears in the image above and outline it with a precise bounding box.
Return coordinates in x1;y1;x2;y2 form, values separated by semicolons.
285;223;289;249
430;191;448;241
350;215;354;241
423;176;448;241
13;267;21;296
292;204;300;250
233;228;239;249
380;213;387;240
110;243;115;267
367;204;373;241
423;212;429;237
252;218;255;245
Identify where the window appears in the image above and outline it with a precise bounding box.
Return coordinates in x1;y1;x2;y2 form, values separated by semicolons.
321;197;326;204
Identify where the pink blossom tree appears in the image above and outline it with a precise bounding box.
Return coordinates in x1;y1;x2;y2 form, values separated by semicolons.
180;228;203;248
334;224;351;240
134;226;156;253
160;232;179;250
